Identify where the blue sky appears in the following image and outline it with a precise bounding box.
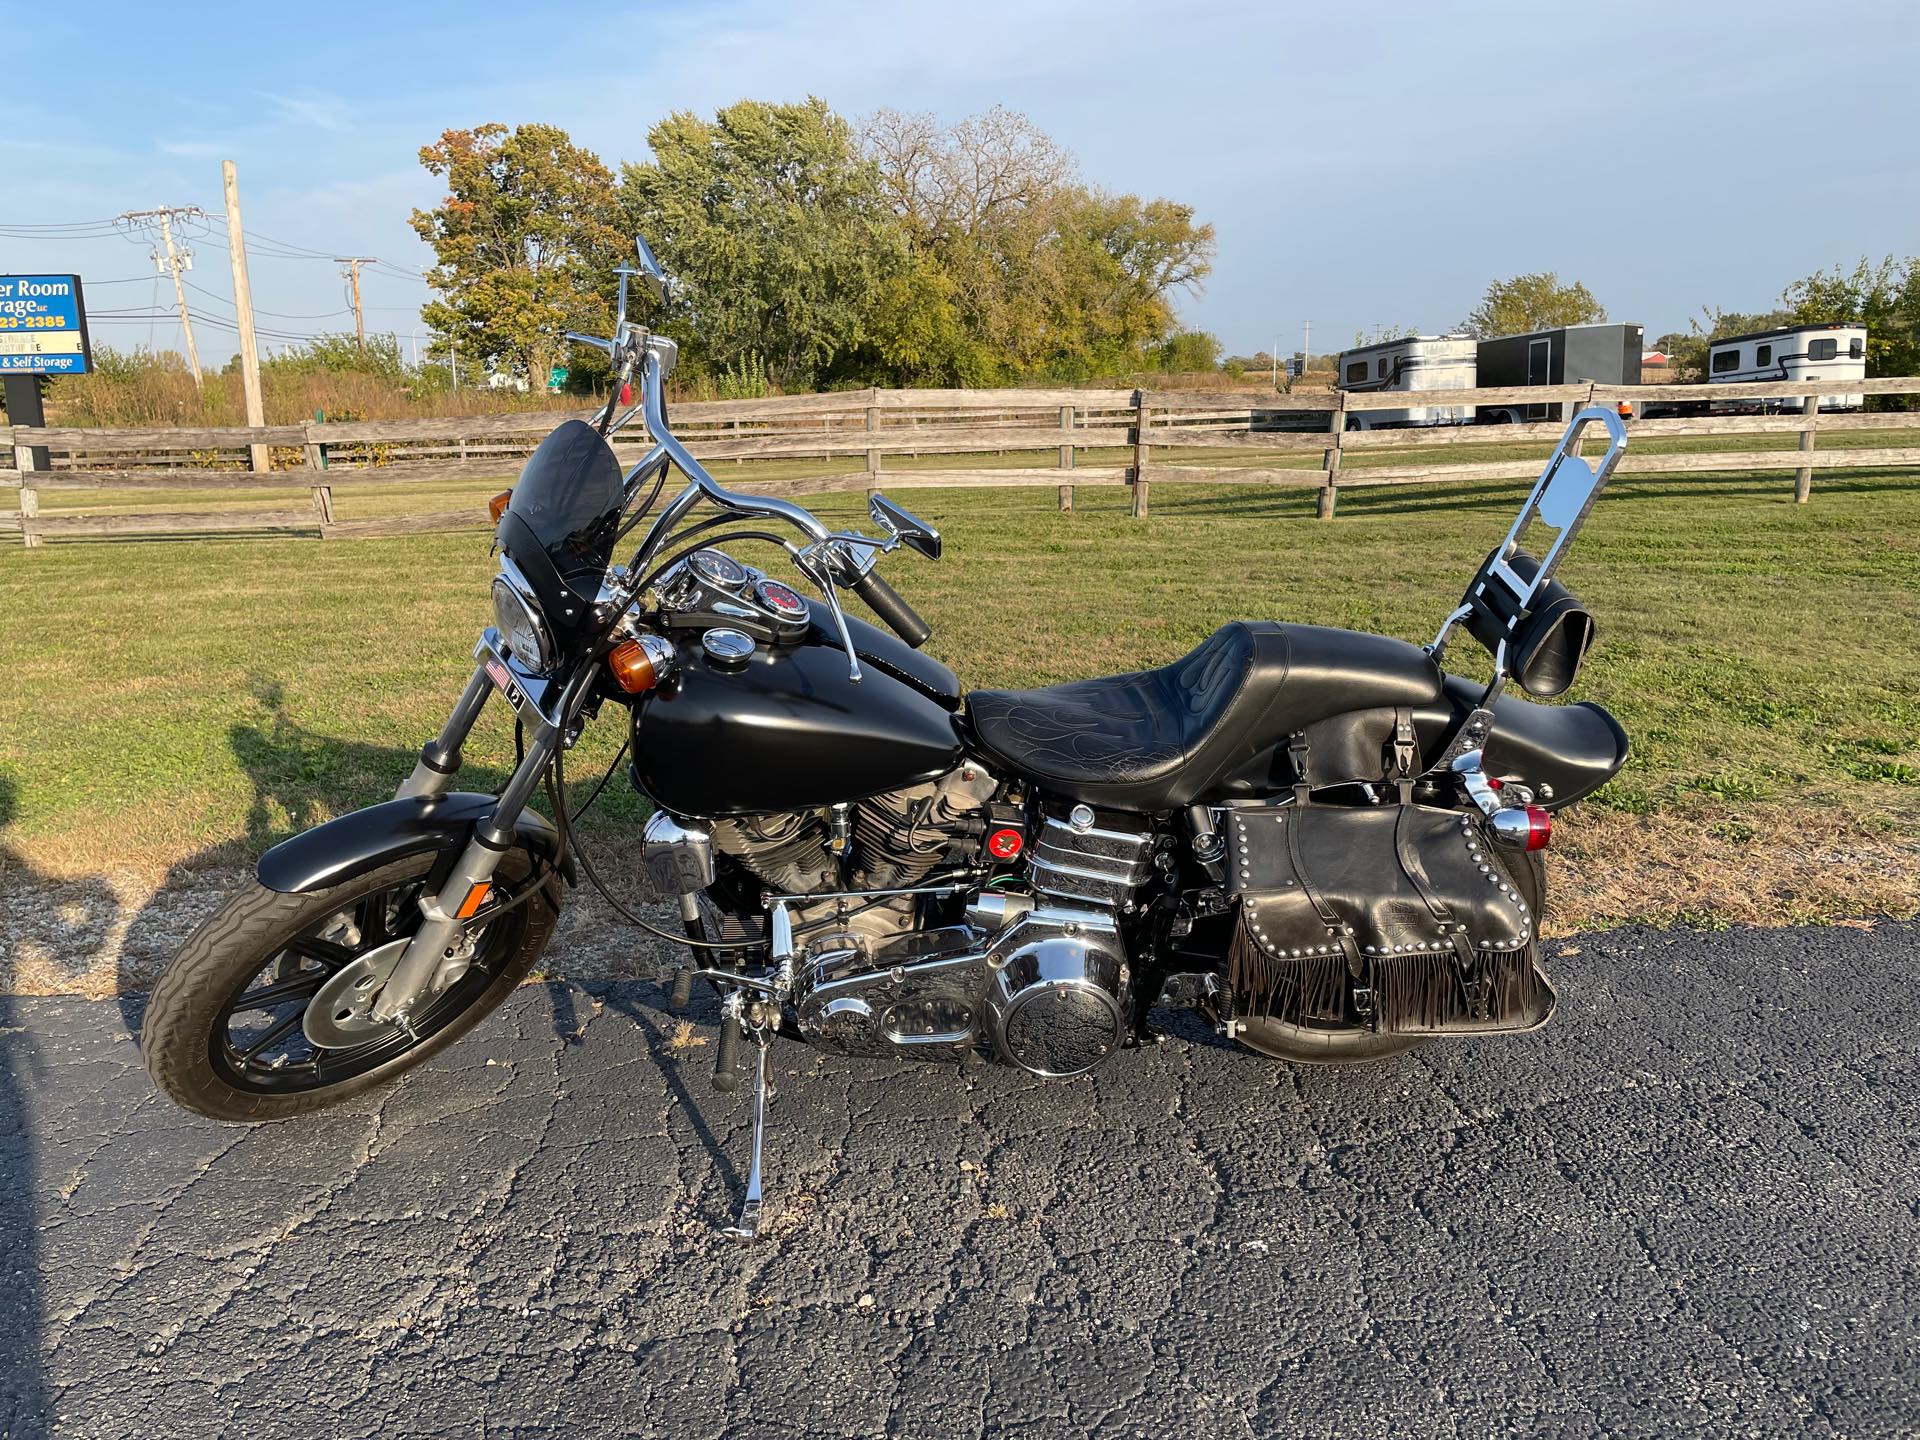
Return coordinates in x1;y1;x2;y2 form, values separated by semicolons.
4;0;1916;364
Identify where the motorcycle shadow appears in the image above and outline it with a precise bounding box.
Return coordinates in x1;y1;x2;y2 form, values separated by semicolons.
0;775;56;1433
111;678;517;1041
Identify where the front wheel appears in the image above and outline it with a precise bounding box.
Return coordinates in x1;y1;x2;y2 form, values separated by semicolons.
142;849;557;1122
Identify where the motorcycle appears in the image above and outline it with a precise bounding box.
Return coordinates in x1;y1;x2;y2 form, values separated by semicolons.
143;239;1632;1239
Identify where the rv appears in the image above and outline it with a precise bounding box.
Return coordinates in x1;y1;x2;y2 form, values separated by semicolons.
1334;335;1478;429
1474;323;1644;424
1706;323;1866;411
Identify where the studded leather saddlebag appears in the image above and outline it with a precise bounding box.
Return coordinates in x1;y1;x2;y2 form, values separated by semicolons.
1223;804;1554;1036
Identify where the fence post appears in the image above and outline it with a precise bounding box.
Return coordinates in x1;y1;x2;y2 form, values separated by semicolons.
1130;391;1150;519
865;403;881;501
1794;392;1819;503
1318;392;1346;520
1058;403;1075;511
13;429;41;550
304;415;334;532
17;470;40;549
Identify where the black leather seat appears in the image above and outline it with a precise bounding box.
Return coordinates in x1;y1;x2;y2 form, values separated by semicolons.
966;622;1442;810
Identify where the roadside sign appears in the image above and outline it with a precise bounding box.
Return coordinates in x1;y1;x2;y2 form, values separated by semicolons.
0;274;91;374
548;364;569;393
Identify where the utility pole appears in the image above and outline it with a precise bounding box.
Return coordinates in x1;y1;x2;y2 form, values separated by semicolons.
221;161;270;472
1302;320;1311;370
337;257;377;348
116;206;207;388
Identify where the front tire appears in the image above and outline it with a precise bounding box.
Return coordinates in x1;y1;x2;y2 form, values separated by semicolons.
142;849;557;1122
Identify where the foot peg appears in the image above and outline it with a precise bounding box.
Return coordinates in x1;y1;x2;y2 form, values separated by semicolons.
711;993;744;1092
669;967;693;1009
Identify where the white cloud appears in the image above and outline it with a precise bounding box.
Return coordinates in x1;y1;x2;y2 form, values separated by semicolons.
253;89;354;133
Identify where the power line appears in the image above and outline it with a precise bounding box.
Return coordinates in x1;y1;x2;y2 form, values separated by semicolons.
114;206;212;388
181;275;352;321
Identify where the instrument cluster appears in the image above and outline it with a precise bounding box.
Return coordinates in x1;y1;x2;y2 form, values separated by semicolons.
656;548;814;645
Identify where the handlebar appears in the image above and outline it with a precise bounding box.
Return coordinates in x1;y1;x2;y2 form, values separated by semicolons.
581;312;934;678
852;569;931;648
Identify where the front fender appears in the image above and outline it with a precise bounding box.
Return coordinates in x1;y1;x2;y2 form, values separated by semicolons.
256;793;575;894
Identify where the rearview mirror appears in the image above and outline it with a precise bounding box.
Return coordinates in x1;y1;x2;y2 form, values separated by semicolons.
869;494;941;559
633;235;670;304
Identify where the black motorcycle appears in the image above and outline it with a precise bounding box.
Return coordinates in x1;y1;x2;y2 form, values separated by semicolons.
144;240;1631;1238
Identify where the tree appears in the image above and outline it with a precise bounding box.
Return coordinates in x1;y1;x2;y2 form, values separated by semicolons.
410;124;625;390
862;107;1215;382
619;99;907;390
1154;330;1223;373
864;105;1074;246
1462;272;1606;338
1781;255;1920;380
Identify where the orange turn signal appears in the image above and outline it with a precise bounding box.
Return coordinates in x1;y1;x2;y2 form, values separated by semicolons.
488;489;513;522
607;638;662;694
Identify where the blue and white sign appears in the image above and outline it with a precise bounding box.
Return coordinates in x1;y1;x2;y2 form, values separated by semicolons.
0;274;91;375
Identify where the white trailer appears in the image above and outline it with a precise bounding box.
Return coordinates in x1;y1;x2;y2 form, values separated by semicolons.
1335;335;1477;429
1707;323;1866;411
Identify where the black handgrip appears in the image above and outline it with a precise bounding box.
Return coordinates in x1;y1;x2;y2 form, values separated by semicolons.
853;570;932;648
712;1017;742;1092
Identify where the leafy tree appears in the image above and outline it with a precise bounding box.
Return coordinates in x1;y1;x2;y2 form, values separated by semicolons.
410;124;626;390
1154;330;1223;372
1781;255;1920;379
863;107;1214;382
619;99;907;390
1462;272;1607;338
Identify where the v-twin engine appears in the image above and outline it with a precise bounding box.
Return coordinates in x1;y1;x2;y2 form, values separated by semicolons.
792;806;1156;1078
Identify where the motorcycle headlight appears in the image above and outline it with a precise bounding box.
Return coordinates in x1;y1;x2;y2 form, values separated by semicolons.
491;573;555;673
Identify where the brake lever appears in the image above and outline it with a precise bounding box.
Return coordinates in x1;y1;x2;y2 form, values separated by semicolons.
788;547;862;683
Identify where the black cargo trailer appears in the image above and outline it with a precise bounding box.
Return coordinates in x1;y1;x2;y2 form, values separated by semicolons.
1475;323;1643;423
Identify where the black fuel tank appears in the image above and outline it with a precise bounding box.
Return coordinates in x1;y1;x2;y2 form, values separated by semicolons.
631;620;965;817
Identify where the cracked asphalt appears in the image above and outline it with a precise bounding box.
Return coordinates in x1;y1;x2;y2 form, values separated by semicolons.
1;920;1916;1439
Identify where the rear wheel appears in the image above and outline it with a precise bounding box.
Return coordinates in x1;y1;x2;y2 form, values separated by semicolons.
142;849;557;1121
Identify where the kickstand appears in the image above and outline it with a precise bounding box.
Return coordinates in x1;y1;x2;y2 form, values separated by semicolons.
721;1031;771;1241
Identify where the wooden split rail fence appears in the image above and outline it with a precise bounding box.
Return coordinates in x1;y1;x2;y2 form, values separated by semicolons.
3;377;1917;546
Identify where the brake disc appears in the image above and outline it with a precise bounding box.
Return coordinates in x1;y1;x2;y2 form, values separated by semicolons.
303;938;411;1049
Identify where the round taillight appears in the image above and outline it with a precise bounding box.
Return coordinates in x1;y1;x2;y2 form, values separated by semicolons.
1523;805;1552;851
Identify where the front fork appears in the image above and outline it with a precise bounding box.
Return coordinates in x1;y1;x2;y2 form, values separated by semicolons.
370;652;581;1026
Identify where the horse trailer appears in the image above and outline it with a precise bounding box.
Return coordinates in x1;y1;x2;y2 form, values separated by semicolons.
1334;335;1478;429
1706;323;1866;410
1474;323;1644;424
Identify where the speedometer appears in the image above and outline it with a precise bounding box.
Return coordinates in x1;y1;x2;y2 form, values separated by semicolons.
690;548;748;589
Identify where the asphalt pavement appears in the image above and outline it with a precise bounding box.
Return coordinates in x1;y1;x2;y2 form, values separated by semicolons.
1;920;1916;1440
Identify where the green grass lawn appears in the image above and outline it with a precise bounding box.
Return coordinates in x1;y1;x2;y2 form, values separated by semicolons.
1;464;1916;949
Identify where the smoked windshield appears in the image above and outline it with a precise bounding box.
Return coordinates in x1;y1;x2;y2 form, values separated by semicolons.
501;420;625;611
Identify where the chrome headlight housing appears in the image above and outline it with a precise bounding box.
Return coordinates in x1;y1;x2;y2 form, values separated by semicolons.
491;565;555;674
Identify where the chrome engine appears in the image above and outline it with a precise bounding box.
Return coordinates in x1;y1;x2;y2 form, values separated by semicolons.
644;775;1156;1078
790;803;1153;1078
706;764;1000;952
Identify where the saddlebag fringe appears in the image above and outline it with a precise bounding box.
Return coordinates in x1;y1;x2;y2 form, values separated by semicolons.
1223;802;1556;1037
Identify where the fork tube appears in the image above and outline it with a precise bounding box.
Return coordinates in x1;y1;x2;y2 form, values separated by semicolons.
370;726;560;1024
373;664;591;1025
396;665;493;801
